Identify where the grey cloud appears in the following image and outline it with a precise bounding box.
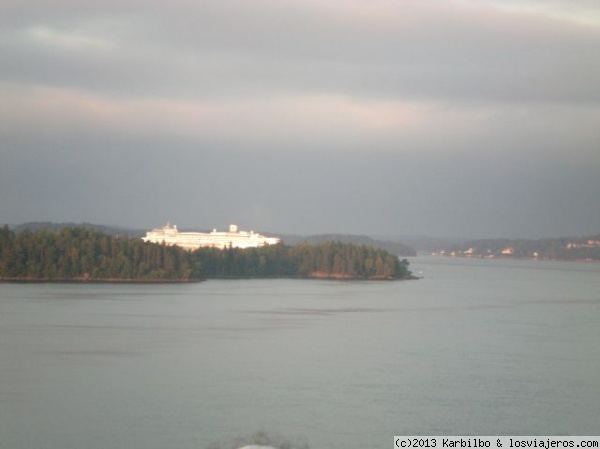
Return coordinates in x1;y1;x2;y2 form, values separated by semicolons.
2;0;599;103
1;0;599;238
3;132;599;238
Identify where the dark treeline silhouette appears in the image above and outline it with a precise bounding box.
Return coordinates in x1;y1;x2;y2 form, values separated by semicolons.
281;233;416;256
191;241;410;279
0;226;192;281
0;226;411;281
13;221;145;238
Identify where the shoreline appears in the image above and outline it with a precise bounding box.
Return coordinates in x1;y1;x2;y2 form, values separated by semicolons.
0;277;204;284
426;254;600;263
305;271;416;281
0;274;415;284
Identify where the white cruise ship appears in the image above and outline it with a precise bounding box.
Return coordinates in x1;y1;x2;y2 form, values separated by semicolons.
142;223;280;250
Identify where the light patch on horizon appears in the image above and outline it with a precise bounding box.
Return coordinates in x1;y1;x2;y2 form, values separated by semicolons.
3;82;600;161
24;25;114;51
0;85;434;144
478;0;600;26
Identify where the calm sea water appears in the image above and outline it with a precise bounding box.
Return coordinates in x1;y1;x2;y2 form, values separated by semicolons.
1;256;599;449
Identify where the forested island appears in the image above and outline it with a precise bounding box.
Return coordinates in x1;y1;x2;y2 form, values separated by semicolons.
0;226;411;282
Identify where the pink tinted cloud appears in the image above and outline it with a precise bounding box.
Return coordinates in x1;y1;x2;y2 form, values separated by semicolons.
1;85;432;145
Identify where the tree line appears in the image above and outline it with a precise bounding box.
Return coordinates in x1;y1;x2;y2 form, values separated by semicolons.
0;226;192;281
0;226;411;281
281;233;416;256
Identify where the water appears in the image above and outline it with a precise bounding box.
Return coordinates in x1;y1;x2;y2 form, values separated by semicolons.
1;257;599;448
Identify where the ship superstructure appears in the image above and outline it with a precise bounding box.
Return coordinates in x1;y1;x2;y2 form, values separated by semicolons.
142;223;280;250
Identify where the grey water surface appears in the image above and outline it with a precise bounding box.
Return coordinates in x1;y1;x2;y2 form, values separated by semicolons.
1;256;599;449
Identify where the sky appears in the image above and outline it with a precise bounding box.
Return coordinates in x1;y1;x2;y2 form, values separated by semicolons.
1;0;599;239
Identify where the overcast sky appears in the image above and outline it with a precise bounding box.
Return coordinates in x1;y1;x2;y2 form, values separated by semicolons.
1;0;599;238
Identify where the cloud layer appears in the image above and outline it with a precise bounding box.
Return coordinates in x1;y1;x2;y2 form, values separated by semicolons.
1;0;599;237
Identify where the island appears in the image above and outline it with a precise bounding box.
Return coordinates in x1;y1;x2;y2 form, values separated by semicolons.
0;225;412;282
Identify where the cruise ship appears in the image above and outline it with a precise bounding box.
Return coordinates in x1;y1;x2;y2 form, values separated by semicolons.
142;223;280;250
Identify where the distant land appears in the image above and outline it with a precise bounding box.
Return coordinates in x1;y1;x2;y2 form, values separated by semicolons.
12;222;146;238
0;224;412;282
7;221;599;262
435;236;600;262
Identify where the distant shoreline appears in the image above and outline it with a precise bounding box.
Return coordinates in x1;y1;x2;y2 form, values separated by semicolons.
304;271;417;281
0;277;204;284
427;254;600;263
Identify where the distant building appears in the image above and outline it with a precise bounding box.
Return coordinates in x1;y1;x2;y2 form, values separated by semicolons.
501;247;514;255
142;223;280;250
566;240;600;249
